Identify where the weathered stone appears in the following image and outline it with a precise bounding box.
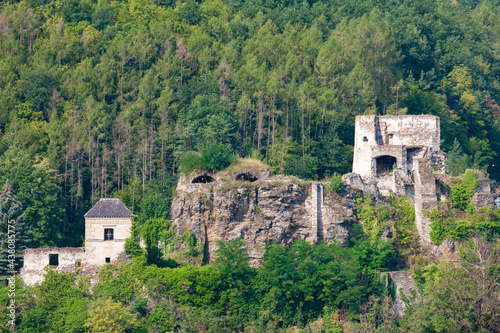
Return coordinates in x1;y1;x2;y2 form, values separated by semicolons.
472;170;495;210
383;271;419;319
171;176;358;266
351;115;444;244
21;198;133;285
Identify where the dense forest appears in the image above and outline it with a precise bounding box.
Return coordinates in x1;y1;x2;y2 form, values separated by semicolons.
1;0;500;248
1;0;500;331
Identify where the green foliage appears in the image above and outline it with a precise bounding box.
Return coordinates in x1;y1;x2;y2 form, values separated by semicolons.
429;170;485;244
146;245;178;268
20;69;55;113
93;264;143;304
350;225;396;270
3;0;500;329
284;153;318;180
200;142;235;172
140;218;170;248
83;298;139;333
401;240;500;332
19;270;90;332
92;6;115;31
355;194;418;255
447;139;472;176
329;173;345;193
0;180;31;281
429;205;500;244
182;231;202;257
256;240;383;328
180;151;204;173
124;236;146;258
450;170;480;213
0;146;65;247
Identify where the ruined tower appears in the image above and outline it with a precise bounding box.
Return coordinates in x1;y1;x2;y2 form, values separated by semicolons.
351;115;444;245
352;115;441;196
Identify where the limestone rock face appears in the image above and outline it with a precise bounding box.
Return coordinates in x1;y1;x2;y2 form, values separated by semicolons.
171;175;358;265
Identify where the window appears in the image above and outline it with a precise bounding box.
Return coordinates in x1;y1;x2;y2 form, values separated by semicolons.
76;260;82;269
105;257;111;263
363;136;368;142
104;228;114;241
49;254;59;266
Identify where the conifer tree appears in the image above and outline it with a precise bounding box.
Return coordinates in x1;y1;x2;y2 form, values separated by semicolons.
0;180;31;282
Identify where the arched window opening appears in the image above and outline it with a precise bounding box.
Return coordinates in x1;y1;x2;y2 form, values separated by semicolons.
375;155;397;176
235;173;258;182
192;175;215;184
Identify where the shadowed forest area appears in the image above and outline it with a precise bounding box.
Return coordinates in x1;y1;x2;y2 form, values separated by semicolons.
1;1;500;331
1;0;500;248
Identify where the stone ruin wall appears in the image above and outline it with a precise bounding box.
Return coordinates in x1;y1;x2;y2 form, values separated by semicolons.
353;115;440;179
20;247;85;286
382;271;419;319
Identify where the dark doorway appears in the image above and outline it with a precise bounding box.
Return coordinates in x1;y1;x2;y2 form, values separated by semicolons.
235;173;258;182
49;254;59;266
105;257;111;263
375;155;397;175
192;175;215;184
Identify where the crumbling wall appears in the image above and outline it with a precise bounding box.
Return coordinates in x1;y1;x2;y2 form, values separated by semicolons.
472;171;495;210
21;247;85;286
353;115;440;179
383;271;419;319
414;159;437;245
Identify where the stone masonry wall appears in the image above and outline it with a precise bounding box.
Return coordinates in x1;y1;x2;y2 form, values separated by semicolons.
20;247;85;286
85;217;131;265
414;159;437;245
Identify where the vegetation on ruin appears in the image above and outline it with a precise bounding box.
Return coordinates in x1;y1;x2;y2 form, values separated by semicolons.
1;0;500;249
428;171;500;245
0;0;500;331
356;194;420;260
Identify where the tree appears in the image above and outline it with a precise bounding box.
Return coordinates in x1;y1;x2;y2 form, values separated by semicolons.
0;146;65;247
20;69;56;116
446;138;471;176
0;180;31;282
83;298;139;333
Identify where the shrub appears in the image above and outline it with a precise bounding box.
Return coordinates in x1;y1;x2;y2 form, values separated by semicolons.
125;237;146;258
330;173;345;193
180;151;204;173
200;142;235;172
451;170;480;213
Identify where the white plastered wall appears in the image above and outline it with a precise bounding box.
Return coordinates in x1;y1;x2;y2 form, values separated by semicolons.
84;217;132;265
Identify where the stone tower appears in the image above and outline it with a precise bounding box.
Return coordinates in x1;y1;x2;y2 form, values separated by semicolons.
84;198;133;265
351;115;444;245
352;115;441;196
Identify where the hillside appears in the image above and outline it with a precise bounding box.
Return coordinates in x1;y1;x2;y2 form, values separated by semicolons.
1;0;500;331
1;0;500;249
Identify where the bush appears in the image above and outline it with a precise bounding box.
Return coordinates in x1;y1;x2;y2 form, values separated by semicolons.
330;173;345;193
200;142;235;172
180;151;203;173
125;237;146;258
451;170;480;213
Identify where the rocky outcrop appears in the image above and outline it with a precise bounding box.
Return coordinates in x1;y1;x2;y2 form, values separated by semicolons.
382;271;419;319
171;174;359;265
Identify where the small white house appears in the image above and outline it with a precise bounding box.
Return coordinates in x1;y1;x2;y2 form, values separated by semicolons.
20;198;133;286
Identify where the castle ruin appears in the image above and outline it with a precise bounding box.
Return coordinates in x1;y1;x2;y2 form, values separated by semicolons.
20;198;133;285
349;115;493;245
